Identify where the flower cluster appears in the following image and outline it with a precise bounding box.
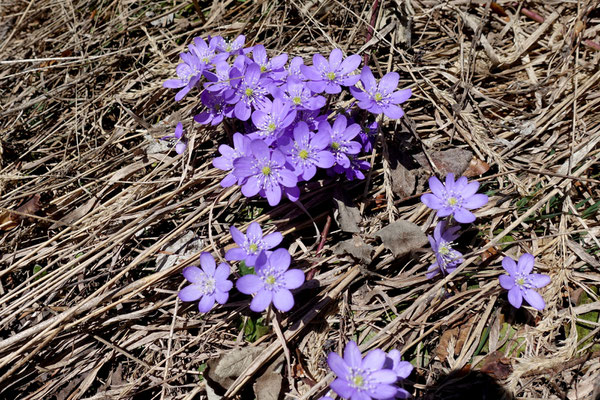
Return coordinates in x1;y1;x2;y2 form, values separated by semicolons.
421;173;488;278
163;35;412;205
322;341;412;400
178;222;305;313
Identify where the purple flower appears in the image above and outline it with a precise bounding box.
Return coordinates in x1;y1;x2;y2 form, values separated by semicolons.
499;253;550;310
287;56;305;79
332;155;370;181
327;341;398;400
225;222;283;266
350;66;412;119
233;139;298;206
251;44;288;80
382;350;413;399
203;61;236;94
236;249;305;312
195;91;233;126
274;76;326;111
214;34;246;55
318;115;362;168
189;36;228;69
212;132;251;187
420;173;488;224
301;49;361;94
426;220;463;279
163;52;204;101
279;121;335;181
161;122;187;154
249;97;297;143
227;63;271;121
178;252;233;313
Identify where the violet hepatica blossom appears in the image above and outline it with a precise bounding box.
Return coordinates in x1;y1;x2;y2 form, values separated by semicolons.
233;139;298;206
189;36;228;69
287;56;305;80
225;222;283;267
420;173;489;224
249;97;297;143
382;350;413;400
179;252;233;313
236;249;305;312
227;62;271;121
318;115;362;168
195;90;233;126
499;253;550;310
161;122;187;154
251;44;288;80
212;132;251;187
274;76;326;111
333;155;370;181
163;52;204;101
350;66;412;119
301;49;361;94
280;121;335;181
426;220;463;279
214;34;246;55
327;341;398;400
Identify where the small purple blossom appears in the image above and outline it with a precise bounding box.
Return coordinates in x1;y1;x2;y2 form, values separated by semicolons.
499;253;550;310
382;350;413;399
161;122;187;154
280;121;335;181
274;76;326;111
227;63;271;121
420;173;488;224
163;52;204;101
426;220;463;279
249;97;297;143
214;34;246;55
251;44;288;80
212;132;251;187
350;66;412;119
318;115;362;168
195;91;233;126
178;252;233;313
327;341;398;400
189;36;228;69
287;56;305;79
225;222;283;266
233;139;298;206
301;49;361;94
236;249;305;312
332;155;370;181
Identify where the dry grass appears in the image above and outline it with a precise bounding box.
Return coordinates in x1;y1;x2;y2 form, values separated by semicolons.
1;0;599;399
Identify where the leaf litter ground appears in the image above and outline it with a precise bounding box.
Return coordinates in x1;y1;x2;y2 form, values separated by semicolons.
0;0;599;399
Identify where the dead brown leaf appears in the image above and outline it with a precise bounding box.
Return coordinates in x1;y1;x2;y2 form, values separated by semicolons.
480;351;513;380
374;220;427;258
463;157;490;178
0;194;42;231
414;149;473;177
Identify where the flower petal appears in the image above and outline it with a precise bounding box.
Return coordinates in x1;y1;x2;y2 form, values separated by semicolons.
379;71;399;93
343;341;362;368
381;104;404;119
529;274;551;288
367;383;398;399
462;181;480;198
236;274;263;294
200;252;216;275
518;253;535;274
463;193;488;209
390;88;412;104
269;248;291;272
339;54;361;75
499;274;515;290
250;289;273;312
198;294;216;313
182;266;203;283
330;378;355;399
272;288;294;312
262;232;283;248
178;285;203;302
523;289;545;310
241;177;261;197
428;176;446;197
362;349;386;370
214;263;231;284
327;352;350;378
502;256;518;275
225;247;246;261
283;269;305;289
214;288;229;305
265;184;282;206
421;193;444;210
247;222;262;240
453;208;476;223
508;286;523;309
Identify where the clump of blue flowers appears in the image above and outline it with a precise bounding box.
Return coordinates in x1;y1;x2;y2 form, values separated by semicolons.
162;36;412;205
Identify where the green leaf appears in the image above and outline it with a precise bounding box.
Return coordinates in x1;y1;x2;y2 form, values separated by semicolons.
238;260;255;276
198;363;207;381
33;265;47;280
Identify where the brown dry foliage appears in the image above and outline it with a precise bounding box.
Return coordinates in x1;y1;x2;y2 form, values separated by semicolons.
1;0;599;399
